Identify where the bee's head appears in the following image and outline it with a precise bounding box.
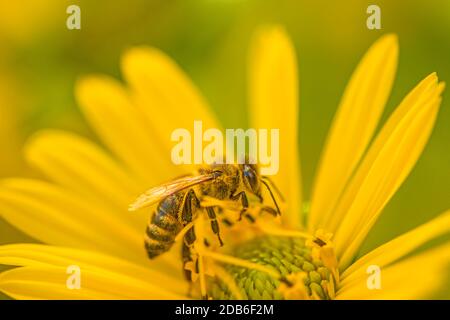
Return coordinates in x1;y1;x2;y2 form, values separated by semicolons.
240;163;261;196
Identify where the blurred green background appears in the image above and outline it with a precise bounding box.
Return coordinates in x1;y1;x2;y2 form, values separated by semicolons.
0;0;449;298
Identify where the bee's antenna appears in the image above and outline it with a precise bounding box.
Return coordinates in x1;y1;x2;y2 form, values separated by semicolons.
261;179;281;215
261;176;285;202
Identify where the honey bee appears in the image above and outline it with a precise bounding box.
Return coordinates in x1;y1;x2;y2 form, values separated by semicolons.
129;162;282;281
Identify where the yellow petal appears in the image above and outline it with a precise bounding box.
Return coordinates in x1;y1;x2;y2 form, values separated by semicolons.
75;75;183;185
0;244;186;298
331;74;444;268
340;210;450;285
0;179;144;262
248;26;302;228
25;129;146;231
337;243;450;299
308;34;398;231
121;47;221;168
0;266;184;300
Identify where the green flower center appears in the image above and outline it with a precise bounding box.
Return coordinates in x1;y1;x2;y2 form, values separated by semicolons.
208;236;334;300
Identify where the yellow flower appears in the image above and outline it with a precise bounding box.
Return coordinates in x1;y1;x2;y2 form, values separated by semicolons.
0;26;449;300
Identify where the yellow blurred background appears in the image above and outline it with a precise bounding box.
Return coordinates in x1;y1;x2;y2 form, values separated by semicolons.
0;0;449;298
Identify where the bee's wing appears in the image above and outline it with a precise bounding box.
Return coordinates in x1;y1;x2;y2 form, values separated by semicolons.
128;174;217;211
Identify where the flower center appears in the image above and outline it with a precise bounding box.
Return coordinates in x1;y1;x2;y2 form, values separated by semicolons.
208;235;337;300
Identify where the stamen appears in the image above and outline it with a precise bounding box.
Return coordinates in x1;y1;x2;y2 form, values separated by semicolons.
198;254;208;299
256;220;312;239
326;274;336;299
306;229;339;284
181;206;338;300
199;249;281;280
212;264;244;300
206;236;338;300
313;237;327;247
278;272;310;300
320;246;339;283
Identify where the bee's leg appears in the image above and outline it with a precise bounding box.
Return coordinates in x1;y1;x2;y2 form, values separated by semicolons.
244;213;256;223
182;239;194;283
181;190;198;249
215;207;235;227
260;205;278;217
222;217;234;227
180;189;197;293
184;225;197;246
182;228;207;299
181;189;197;224
182;226;197;279
231;191;249;221
184;188;223;247
205;206;224;246
180;190;210;300
184;229;210;300
180;189;201;249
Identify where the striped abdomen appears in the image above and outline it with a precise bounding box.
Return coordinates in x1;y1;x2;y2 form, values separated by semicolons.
144;192;184;259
